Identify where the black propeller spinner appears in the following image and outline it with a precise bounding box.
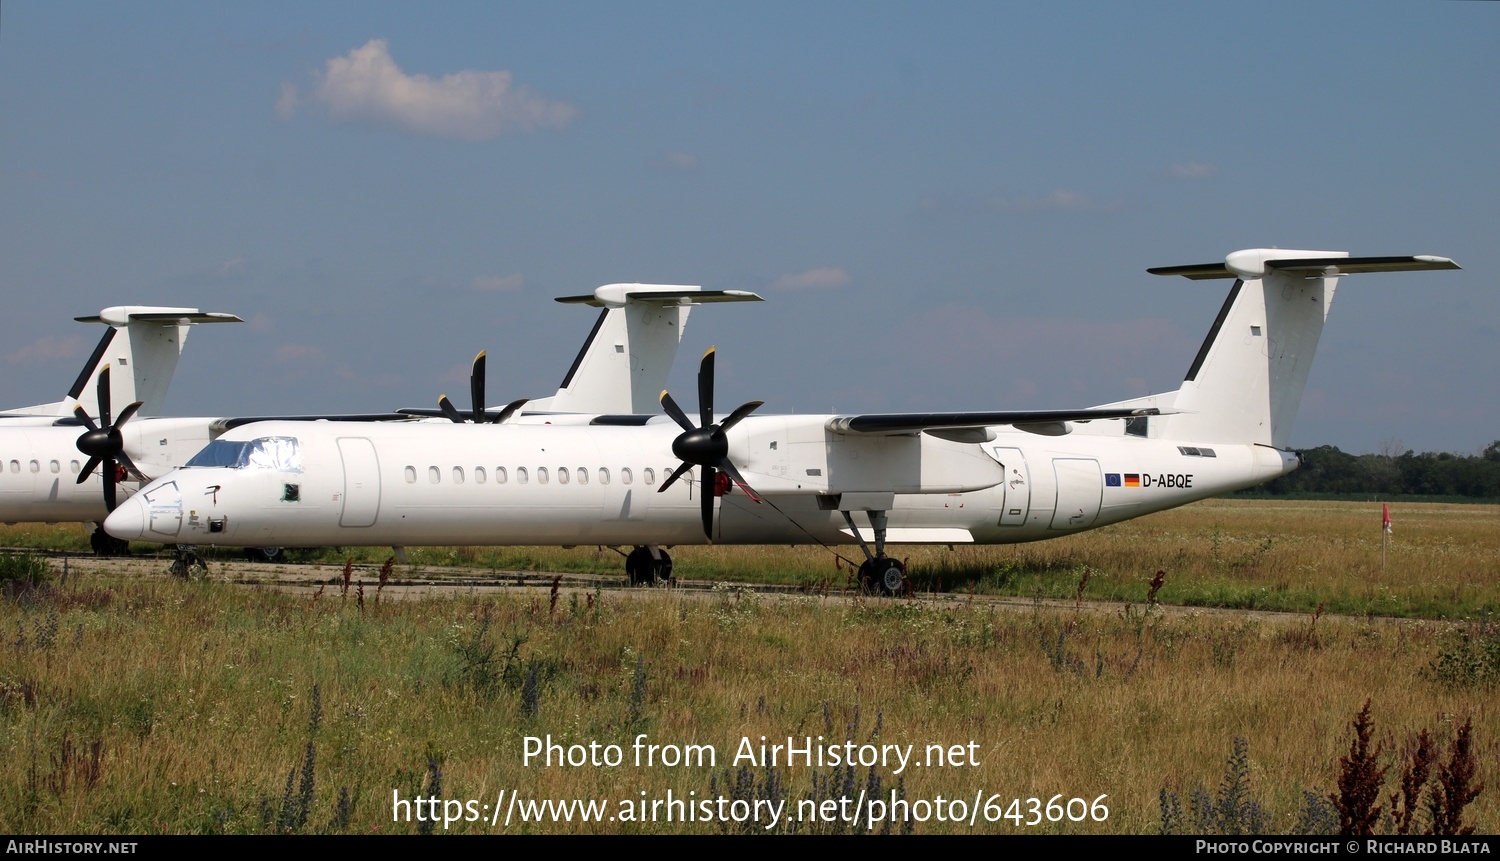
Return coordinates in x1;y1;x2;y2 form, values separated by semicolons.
658;347;763;540
72;365;147;512
437;351;527;424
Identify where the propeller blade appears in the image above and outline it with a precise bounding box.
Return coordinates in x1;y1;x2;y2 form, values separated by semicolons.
114;401;143;428
76;456;103;484
719;400;763;433
697;348;715;428
659;390;695;434
72;406;100;433
493;398;528;424
438;395;464;424
718;459;762;503
115;450;150;483
659;461;694;493
102;460;118;512
96;365;112;428
470;351;487;424
700;465;717;540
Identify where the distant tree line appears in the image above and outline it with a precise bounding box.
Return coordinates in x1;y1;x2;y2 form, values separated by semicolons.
1238;441;1500;500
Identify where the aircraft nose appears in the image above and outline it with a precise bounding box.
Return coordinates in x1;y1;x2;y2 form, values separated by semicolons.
103;496;148;541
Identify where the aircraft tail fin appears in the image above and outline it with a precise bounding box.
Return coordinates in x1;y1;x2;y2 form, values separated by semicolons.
1148;249;1458;448
537;285;763;414
8;306;242;419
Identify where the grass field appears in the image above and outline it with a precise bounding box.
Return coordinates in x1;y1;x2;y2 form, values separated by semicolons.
0;498;1495;834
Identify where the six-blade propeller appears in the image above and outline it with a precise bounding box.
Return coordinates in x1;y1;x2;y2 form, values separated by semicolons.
658;347;763;539
72;365;147;511
438;351;527;424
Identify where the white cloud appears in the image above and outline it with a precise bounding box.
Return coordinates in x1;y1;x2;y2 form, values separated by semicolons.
217;256;251;278
471;273;524;293
274;343;324;365
6;334;83;365
770;267;852;291
1169;162;1218;180
984;189;1110;212
283;39;577;141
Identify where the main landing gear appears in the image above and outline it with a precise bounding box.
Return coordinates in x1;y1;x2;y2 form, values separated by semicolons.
843;508;907;596
625;545;673;586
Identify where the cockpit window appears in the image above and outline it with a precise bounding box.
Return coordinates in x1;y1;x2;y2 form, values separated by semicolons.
186;437;302;473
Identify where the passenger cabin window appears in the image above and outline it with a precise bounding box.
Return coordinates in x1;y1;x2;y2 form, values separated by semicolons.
577;468;588;486
558;467;570;485
621;468;632;485
599;468;610;486
429;466;441;484
496;467;508;484
475;467;487;484
453;466;465;484
405;466;417;484
538;467;549;485
644;468;655;486
517;467;528;485
49;460;59;474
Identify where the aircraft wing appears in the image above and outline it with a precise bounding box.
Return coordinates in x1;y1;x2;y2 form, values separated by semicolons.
207;414;415;433
825;407;1160;436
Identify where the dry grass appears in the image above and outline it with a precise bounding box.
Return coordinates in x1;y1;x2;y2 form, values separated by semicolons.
1;570;1494;834
1;498;1494;834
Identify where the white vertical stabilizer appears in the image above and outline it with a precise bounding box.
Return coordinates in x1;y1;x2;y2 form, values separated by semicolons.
539;285;763;415
1143;249;1459;448
2;306;241;420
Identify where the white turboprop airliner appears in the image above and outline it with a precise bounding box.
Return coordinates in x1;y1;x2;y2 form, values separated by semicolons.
102;249;1459;592
5;286;757;554
0;307;241;551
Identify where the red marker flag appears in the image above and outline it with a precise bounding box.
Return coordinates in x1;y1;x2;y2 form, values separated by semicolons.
1382;503;1392;534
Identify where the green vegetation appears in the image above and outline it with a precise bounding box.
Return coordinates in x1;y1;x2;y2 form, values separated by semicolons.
1240;441;1500;501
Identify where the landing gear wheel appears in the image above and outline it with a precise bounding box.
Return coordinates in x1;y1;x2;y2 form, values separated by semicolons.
625;547;673;585
243;546;283;562
859;557;906;596
89;527;129;557
170;546;208;580
626;547;654;585
653;550;673;584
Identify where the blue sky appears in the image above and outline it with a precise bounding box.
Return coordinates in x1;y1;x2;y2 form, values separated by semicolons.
1;2;1495;454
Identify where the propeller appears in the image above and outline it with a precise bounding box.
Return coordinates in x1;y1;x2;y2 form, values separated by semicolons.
658;347;763;539
437;351;528;424
72;365;147;511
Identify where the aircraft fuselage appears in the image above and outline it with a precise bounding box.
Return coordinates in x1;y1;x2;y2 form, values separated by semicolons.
102;417;1298;549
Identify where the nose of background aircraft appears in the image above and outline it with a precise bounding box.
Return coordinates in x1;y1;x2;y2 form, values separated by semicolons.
103;495;148;541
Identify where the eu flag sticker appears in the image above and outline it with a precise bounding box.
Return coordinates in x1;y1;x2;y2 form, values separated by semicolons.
1105;473;1122;487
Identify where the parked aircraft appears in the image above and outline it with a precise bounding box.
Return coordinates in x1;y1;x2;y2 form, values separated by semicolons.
1;287;757;554
102;249;1459;592
0;307;241;551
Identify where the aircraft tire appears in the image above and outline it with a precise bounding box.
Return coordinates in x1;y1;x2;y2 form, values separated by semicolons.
861;557;905;596
626;547;654;585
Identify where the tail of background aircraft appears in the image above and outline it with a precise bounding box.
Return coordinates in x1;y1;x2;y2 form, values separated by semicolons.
1099;249;1458;449
2;306;241;420
539;284;763;415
